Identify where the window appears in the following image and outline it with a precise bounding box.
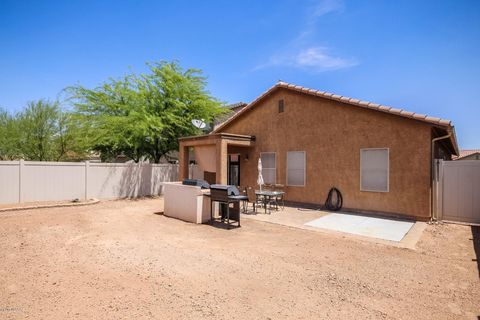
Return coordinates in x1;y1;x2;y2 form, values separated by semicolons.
278;99;284;113
260;152;276;184
360;148;389;192
287;151;305;186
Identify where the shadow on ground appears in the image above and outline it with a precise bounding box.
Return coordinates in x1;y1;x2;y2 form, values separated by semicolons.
472;226;480;278
209;220;241;230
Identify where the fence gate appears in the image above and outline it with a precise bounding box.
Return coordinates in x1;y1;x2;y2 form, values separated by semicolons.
435;160;480;225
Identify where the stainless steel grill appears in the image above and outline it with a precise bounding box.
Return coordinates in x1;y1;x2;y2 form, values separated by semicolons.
209;184;244;228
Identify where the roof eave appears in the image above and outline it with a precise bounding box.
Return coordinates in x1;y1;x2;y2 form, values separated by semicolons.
447;126;460;156
213;82;459;155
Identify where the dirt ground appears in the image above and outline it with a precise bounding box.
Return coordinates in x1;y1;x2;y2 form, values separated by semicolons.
0;198;478;319
0;199;93;210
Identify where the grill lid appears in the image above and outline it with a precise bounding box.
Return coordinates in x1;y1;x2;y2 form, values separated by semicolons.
210;184;240;196
182;179;210;189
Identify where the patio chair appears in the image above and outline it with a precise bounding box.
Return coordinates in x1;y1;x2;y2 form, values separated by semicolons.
245;187;262;213
238;186;248;212
273;184;285;210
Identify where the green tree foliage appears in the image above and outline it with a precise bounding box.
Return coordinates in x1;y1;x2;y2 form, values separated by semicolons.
68;61;226;163
0;101;87;161
16;100;61;161
55;111;89;161
0;108;21;160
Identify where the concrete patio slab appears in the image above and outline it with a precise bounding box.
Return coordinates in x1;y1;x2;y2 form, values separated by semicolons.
304;213;414;242
242;206;426;249
242;206;329;227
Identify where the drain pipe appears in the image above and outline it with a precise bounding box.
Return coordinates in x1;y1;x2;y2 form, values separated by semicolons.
431;133;451;222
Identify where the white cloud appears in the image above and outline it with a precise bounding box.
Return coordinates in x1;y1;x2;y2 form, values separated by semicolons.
296;47;357;70
254;47;357;72
312;0;345;17
252;0;357;73
296;0;345;42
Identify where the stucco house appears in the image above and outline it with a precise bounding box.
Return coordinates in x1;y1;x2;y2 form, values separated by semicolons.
178;81;459;221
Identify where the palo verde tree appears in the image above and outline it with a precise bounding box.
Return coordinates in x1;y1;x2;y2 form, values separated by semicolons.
0;100;87;161
16;100;60;161
0;108;21;160
68;61;226;163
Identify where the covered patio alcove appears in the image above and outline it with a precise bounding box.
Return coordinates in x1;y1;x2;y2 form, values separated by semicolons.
178;133;255;185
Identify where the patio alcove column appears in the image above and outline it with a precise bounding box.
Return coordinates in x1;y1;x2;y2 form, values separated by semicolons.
215;139;228;184
178;142;189;181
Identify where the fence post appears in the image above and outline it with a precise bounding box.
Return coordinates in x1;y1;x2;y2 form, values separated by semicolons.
432;159;438;220
18;159;24;203
84;161;89;200
438;159;444;220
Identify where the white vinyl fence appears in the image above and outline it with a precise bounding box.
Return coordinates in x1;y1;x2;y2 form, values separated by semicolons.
0;160;179;205
434;159;480;225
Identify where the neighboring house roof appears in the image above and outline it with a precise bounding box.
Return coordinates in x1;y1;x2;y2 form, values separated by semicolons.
213;81;459;154
453;149;480;160
212;102;248;131
225;102;247;111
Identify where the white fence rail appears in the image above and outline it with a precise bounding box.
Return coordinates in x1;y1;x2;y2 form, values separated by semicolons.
0;160;179;205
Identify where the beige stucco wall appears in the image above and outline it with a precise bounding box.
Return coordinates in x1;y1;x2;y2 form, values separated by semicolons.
164;182;211;224
219;88;433;220
194;145;217;173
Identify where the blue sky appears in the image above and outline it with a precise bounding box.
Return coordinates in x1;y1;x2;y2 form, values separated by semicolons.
1;0;479;148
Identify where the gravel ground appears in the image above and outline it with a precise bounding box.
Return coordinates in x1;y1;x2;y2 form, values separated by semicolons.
0;198;478;319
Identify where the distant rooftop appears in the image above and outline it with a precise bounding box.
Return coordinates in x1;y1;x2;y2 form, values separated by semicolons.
453;149;480;160
224;102;247;111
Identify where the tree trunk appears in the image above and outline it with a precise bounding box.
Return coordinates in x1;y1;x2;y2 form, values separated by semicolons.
153;137;161;164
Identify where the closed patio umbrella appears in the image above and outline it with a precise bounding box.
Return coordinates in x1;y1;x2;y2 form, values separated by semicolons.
257;158;264;191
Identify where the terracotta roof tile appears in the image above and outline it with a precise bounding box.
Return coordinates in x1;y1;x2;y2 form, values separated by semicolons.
425;116;441;123
389;108;402;114
412;113;427;120
399;110;415;117
378;106;392;112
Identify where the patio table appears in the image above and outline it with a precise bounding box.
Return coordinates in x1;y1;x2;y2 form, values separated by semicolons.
255;190;285;214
